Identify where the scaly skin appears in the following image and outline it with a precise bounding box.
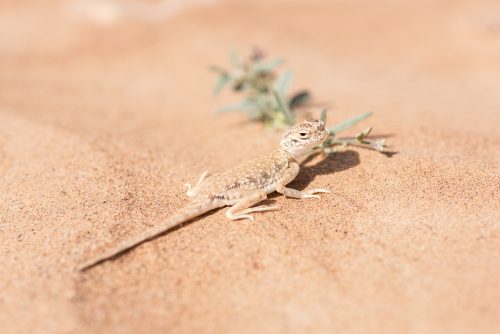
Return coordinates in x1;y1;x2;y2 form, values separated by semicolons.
80;119;330;271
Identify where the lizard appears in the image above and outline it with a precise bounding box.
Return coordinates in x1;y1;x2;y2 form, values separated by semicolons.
79;118;330;271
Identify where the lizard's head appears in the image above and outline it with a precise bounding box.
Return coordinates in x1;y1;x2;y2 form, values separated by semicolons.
280;118;329;158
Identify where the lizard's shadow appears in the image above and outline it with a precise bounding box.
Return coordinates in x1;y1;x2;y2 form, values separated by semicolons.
270;150;360;197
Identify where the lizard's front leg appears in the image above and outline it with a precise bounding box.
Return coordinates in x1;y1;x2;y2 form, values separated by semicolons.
226;190;279;221
185;171;210;197
276;161;330;199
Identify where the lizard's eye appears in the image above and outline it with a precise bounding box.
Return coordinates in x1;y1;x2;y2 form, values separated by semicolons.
299;132;308;137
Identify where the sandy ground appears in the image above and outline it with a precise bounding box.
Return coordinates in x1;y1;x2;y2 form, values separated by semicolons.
1;0;499;333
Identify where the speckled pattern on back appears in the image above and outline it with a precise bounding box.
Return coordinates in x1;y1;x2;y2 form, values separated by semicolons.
198;149;291;202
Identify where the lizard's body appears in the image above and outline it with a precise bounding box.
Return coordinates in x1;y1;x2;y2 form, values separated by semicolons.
80;119;329;271
194;149;290;203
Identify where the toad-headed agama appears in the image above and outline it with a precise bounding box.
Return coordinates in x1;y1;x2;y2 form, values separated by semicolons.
80;119;330;271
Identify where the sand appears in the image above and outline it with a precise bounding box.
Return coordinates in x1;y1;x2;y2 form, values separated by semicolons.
0;0;499;333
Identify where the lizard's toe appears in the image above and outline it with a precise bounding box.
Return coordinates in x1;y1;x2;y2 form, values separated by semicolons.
303;189;330;198
236;214;254;221
226;212;254;221
185;183;197;197
252;204;280;211
307;188;330;194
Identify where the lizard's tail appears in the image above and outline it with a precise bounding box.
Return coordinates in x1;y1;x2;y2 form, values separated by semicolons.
79;200;218;271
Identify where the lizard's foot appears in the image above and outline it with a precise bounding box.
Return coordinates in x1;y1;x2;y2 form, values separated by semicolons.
185;171;210;197
226;211;254;221
240;204;280;215
226;190;270;222
226;205;279;221
184;183;196;197
197;171;210;183
303;188;330;199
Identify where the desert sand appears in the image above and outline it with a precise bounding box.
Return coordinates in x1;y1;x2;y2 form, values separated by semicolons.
0;0;499;333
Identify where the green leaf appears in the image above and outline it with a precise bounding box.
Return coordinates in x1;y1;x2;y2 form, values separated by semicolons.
216;100;259;113
213;75;230;95
288;90;311;110
356;126;373;141
328;112;373;135
254;58;283;73
274;70;294;96
272;89;295;125
371;139;386;152
320;109;327;123
209;65;226;74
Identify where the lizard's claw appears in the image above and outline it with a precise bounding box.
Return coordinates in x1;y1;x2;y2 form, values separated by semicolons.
244;215;254;222
308;188;330;194
304;194;320;199
228;214;254;221
304;188;330;199
251;204;280;211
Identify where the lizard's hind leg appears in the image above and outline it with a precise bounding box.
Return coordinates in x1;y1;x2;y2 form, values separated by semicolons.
226;191;279;221
185;171;210;197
